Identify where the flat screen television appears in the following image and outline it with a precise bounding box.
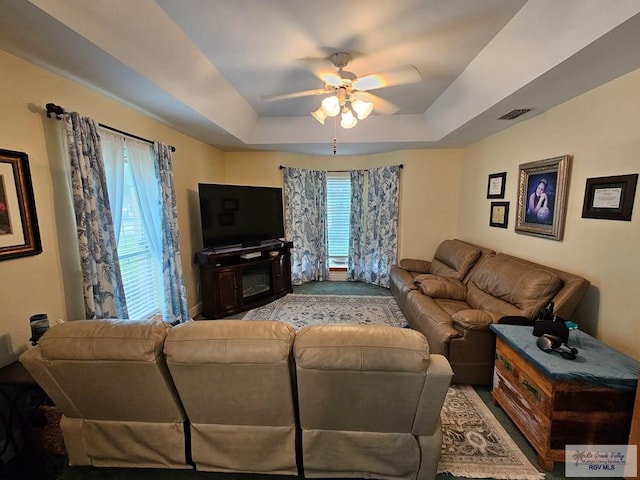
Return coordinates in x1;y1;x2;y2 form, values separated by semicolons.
198;183;285;249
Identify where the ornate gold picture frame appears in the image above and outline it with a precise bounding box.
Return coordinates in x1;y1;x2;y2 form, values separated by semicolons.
515;155;571;241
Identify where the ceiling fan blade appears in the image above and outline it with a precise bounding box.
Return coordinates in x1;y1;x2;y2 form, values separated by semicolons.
261;88;328;102
356;92;400;115
317;72;343;87
353;65;422;91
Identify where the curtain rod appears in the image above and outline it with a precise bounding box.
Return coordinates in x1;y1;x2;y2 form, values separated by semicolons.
45;103;176;152
279;164;403;172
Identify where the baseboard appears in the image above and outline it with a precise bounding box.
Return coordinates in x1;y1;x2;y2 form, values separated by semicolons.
329;271;348;281
189;302;202;319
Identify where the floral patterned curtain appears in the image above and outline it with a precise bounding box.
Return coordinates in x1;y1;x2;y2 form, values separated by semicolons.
64;112;128;319
153;142;190;324
283;167;328;284
347;165;400;287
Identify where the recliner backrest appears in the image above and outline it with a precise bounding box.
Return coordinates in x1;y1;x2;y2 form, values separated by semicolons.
19;319;188;468
293;324;452;479
164;319;298;475
429;239;485;280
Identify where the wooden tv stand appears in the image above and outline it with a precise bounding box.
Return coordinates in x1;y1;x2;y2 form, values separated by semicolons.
195;241;293;319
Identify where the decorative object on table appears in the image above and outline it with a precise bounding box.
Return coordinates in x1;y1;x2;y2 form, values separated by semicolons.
489;201;509;228
29;313;49;346
438;385;544;480
515;154;571;240
243;294;408;329
532;301;571;341
581;173;638;221
535;334;578;360
487;171;507;199
0;149;42;260
531;302;579;359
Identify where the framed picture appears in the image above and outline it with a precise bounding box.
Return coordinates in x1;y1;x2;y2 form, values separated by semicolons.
490;201;509;228
487;172;507;199
0;149;42;260
515;155;571;241
581;174;638;221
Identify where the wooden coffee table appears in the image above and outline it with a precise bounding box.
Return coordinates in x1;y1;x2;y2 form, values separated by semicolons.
490;324;639;471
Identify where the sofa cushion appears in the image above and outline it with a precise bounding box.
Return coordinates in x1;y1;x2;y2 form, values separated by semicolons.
38;319;171;361
414;275;466;301
399;258;431;274
466;255;563;318
294;324;429;372
428;240;482;280
451;310;504;330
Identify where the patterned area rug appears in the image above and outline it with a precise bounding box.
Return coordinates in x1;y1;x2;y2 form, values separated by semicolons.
243;293;408;328
440;385;545;480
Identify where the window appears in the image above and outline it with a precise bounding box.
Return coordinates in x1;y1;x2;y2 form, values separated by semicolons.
117;161;163;318
326;174;351;268
100;132;163;319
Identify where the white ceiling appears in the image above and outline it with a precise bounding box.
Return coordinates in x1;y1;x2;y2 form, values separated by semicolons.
1;0;640;156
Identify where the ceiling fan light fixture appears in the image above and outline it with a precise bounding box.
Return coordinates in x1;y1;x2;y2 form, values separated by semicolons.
321;95;340;117
311;107;327;124
351;98;373;120
340;108;357;129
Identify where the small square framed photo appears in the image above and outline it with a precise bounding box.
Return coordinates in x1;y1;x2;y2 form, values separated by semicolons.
489;201;509;228
582;174;638;221
487;172;507;199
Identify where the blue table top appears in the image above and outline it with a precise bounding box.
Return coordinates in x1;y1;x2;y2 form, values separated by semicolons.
490;324;639;391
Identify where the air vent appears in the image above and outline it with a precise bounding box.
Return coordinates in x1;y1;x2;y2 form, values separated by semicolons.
498;108;533;120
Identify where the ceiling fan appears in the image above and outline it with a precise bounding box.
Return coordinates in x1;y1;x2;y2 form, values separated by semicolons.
261;52;422;128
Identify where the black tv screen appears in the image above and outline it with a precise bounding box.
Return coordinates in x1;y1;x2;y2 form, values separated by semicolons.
198;183;285;249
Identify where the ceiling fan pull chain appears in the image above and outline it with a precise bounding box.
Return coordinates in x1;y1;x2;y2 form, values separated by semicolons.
333;116;337;155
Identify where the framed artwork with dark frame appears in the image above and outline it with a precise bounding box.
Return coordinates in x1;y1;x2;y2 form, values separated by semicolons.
581;173;638;221
0;149;42;261
515;155;571;241
490;201;509;228
487;172;507;199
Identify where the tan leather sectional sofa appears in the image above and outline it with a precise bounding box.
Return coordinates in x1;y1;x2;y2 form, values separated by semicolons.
20;318;452;480
390;239;590;385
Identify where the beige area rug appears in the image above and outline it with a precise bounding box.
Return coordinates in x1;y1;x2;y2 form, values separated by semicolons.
243;293;408;328
440;385;545;480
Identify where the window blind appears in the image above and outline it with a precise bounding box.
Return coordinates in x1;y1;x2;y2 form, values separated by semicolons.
327;175;351;259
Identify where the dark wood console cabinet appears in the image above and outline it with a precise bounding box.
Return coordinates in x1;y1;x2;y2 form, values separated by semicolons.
196;241;293;319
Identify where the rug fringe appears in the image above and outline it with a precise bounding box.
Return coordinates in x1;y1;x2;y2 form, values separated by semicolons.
437;467;546;480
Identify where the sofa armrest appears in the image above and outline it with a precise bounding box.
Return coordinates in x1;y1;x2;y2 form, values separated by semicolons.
451;309;503;331
414;275;466;301
399;258;431;273
413;354;453;436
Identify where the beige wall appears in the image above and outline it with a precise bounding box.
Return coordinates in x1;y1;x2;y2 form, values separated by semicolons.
458;68;640;359
0;51;224;367
222;149;462;262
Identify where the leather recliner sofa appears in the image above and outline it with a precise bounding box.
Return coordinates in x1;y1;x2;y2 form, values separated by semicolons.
19;319;189;469
20;318;452;480
294;324;452;480
164;319;298;475
390;239;590;385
